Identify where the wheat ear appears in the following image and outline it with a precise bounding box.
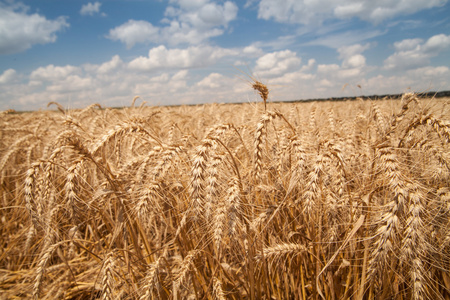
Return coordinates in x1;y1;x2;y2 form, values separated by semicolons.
366;147;408;284
173;250;200;298
254;111;277;182
258;243;308;266
212;277;226;300
140;250;167;299
401;185;426;300
101;252;115;300
33;241;61;299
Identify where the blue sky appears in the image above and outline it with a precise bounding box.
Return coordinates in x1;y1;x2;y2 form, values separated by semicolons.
0;0;449;111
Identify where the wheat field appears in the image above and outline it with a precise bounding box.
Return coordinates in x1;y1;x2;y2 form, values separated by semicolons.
0;92;449;299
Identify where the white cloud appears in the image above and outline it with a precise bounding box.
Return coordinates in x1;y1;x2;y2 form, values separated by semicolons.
363;1;447;24
0;43;241;109
96;55;124;74
422;34;450;56
337;67;363;79
410;66;449;78
107;20;160;49
80;2;104;16
243;45;264;56
310;44;370;83
317;64;340;75
301;59;316;72
258;44;370;101
364;66;450;94
254;50;301;77
333;3;364;19
162;1;238;45
132;70;190;102
0;3;69;54
393;38;423;51
30;65;80;82
128;45;238;71
337;43;371;59
1;37;449;111
167;0;237;27
46;75;94;93
384;34;450;71
267;44;449;101
0;69;17;84
108;0;238;47
337;43;371;68
257;0;447;25
173;0;209;10
160;20;224;45
150;73;170;83
384;53;427;71
343;54;366;69
198;2;237;26
258;0;325;25
196;72;224;89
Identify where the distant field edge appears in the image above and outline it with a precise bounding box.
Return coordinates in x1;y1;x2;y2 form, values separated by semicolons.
4;90;449;113
167;90;450;108
280;90;450;104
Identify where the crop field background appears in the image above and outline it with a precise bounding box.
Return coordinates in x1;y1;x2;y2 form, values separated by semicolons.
0;93;449;299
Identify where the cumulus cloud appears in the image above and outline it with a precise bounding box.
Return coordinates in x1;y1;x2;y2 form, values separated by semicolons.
159;20;224;45
169;0;237;28
364;65;450;94
301;59;316;72
337;43;371;68
30;65;80;82
46;75;94;93
257;0;447;25
128;45;238;71
2;37;449;111
344;55;366;69
410;66;449;78
107;0;238;47
97;55;124;74
0;3;69;54
393;38;423;51
0;43;242;109
251;45;368;98
422;34;450;55
107;20;160;49
0;69;17;84
384;34;450;71
303;44;370;86
80;2;105;16
317;64;340;75
254;50;301;77
131;70;193;103
196;72;224;89
338;43;371;59
243;45;264;56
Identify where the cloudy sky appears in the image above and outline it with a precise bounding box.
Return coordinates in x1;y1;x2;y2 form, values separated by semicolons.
0;0;449;111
